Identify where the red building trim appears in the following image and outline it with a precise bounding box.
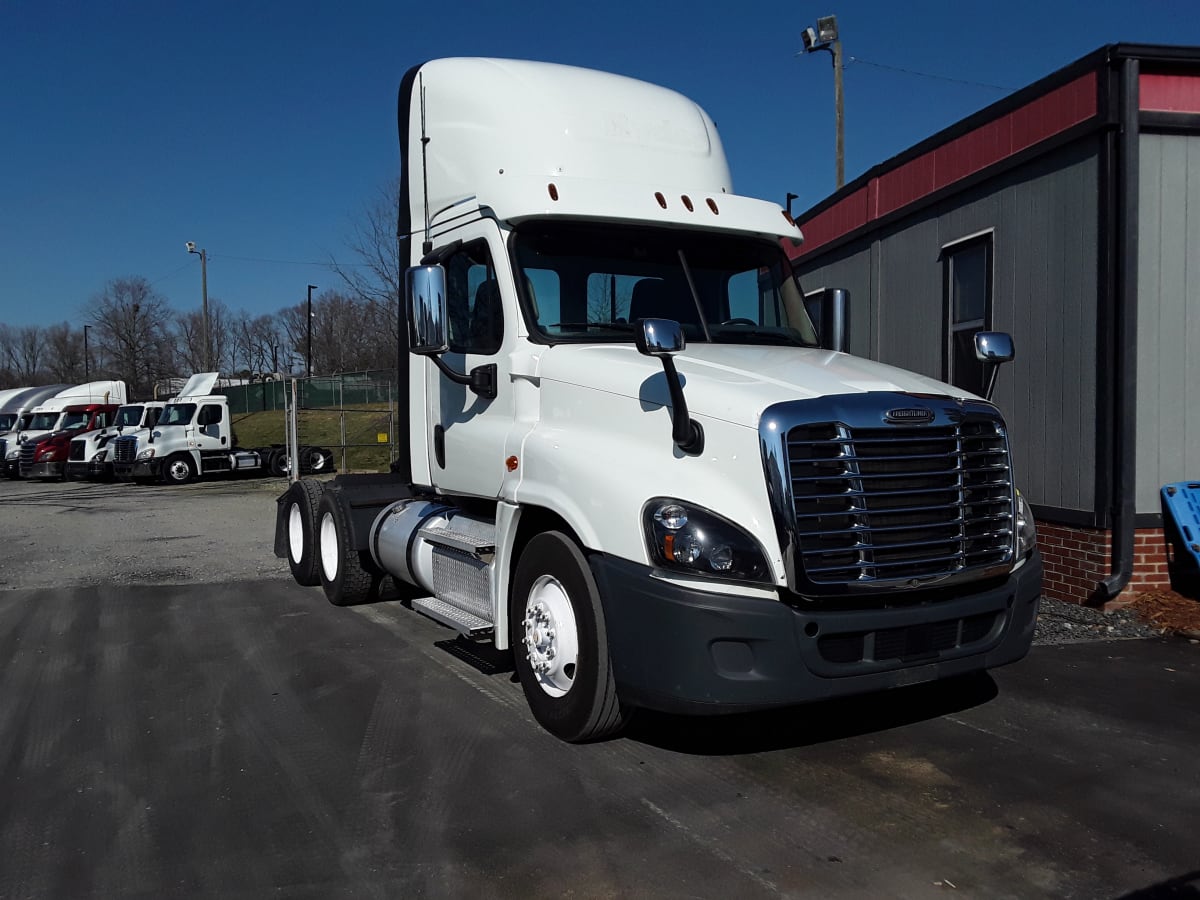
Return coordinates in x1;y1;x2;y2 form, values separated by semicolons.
1140;72;1200;112
795;72;1099;258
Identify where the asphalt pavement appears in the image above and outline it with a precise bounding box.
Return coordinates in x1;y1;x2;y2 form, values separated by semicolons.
0;478;1197;898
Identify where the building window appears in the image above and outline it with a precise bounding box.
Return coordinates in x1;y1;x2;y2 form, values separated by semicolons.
943;234;993;396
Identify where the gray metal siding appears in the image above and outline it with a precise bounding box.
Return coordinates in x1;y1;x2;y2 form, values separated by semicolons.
796;140;1102;515
1137;132;1200;513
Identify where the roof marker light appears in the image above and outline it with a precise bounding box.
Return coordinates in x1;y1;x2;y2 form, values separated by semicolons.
547;183;559;201
655;192;667;209
706;198;719;215
681;195;694;212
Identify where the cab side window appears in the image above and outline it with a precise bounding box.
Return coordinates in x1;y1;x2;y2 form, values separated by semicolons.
446;240;503;355
198;405;223;427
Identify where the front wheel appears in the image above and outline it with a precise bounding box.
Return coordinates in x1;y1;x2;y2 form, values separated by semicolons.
510;531;629;743
161;453;195;485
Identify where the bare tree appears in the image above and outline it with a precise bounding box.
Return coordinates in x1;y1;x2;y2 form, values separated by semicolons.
90;277;177;397
0;324;48;383
43;322;87;382
175;298;234;375
329;180;401;372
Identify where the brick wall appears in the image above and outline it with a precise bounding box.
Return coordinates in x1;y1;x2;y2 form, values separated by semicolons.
1036;522;1171;605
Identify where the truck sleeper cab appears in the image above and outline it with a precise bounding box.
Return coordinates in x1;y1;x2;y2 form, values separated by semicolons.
276;57;1042;743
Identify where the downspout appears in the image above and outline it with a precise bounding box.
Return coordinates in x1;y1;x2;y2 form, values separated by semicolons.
1099;55;1139;600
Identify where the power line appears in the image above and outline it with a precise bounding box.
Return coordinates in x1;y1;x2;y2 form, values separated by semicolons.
846;56;1015;92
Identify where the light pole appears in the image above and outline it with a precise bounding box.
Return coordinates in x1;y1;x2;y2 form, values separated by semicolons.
306;284;317;378
83;324;91;380
801;15;845;189
186;242;211;371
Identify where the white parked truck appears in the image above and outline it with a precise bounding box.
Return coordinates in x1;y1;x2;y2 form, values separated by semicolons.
111;373;332;484
2;381;126;478
276;58;1042;742
65;401;166;480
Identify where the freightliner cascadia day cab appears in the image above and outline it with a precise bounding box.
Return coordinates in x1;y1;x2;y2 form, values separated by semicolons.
276;58;1042;742
111;373;333;485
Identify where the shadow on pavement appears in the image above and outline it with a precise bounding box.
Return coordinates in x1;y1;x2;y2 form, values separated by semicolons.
625;672;998;755
1114;870;1200;899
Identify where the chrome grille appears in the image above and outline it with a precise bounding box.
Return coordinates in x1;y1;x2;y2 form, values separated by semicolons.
112;436;138;464
760;393;1016;594
786;419;1013;585
19;441;37;475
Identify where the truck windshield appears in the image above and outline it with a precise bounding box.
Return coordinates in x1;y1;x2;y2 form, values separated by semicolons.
158;404;196;426
28;412;59;430
512;221;819;347
60;411;91;430
0;414;15;431
115;406;144;428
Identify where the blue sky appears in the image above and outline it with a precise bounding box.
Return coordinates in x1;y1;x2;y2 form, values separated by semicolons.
2;0;1198;329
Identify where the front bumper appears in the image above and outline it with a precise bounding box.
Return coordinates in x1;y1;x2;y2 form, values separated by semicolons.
114;460;158;480
66;460;113;480
23;461;64;479
591;550;1042;715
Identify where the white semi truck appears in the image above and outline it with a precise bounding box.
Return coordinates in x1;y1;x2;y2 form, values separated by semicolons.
65;401;166;480
1;381;126;478
276;58;1042;742
111;373;332;484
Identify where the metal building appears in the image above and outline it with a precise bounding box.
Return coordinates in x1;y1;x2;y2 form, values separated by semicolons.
790;44;1200;605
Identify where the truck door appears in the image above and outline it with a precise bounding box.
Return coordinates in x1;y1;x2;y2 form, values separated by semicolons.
195;403;228;455
428;228;514;498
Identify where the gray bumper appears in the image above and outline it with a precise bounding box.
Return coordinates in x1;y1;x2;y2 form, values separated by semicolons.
591;550;1043;715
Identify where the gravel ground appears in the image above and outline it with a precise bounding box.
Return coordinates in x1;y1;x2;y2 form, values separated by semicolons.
1033;595;1170;645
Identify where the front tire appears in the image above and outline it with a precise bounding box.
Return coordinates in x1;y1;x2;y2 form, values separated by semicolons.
161;453;195;485
316;490;383;606
284;479;325;586
510;531;629;743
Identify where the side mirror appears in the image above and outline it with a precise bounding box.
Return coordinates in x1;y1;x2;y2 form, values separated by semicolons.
406;265;449;355
820;288;849;353
636;318;703;455
635;318;685;357
974;331;1015;401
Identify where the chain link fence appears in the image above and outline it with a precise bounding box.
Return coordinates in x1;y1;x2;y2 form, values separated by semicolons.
224;370;398;473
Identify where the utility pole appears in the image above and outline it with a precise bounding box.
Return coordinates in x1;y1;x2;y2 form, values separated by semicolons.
83;324;91;379
801;15;846;189
306;284;318;378
186;242;212;370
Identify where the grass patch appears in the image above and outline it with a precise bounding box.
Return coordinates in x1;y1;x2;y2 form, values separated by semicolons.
231;402;398;473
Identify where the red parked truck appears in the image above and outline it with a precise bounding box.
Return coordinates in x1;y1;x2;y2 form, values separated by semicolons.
20;402;122;479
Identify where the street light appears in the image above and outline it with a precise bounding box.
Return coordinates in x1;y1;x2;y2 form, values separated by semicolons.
83;324;91;380
801;14;846;189
186;242;211;371
306;284;317;378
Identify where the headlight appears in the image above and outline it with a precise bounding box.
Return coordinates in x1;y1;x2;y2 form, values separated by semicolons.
91;449;108;462
643;498;771;582
6;448;18;460
1015;490;1037;559
138;448;156;460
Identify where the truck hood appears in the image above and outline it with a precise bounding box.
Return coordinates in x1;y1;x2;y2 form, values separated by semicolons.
535;344;975;428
